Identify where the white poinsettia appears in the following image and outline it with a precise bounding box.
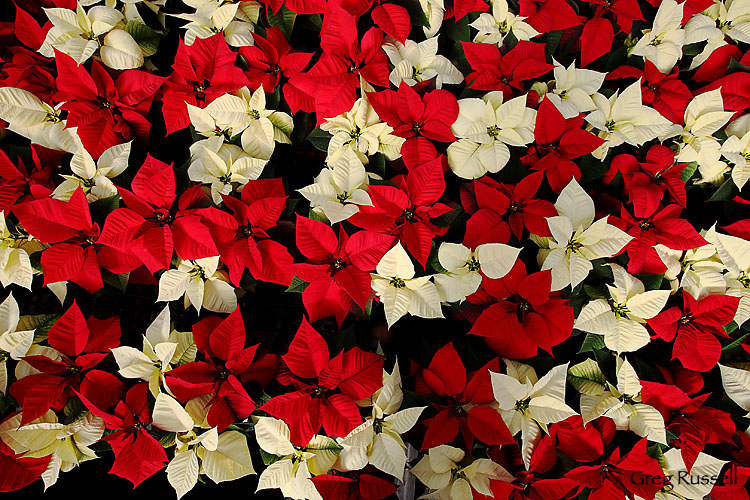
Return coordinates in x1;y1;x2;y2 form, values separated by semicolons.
111;306;196;397
470;0;539;45
433;241;521;303
0;211;35;291
545;60;606;119
419;0;445;37
255;416;346;500
684;0;750;70
188;102;234;139
705;227;750;325
383;37;463;89
585;80;672;159
630;0;685;73
336;363;425;480
574;264;670;353
370;243;443;329
39;3;140;68
52;141;131;202
537;178;633;291
208;86;294;159
664;89;734;185
0;87;79;153
320;97;404;164
653;239;727;299
297;149;373;224
188;136;267;204
172;0;259;47
447;91;536;179
718;363;750;419
411;445;512;500
654;449;728;500
0;410;104;489
575;357;666;444
720;128;750;189
490;361;577;468
157;256;237;314
0;294;35;394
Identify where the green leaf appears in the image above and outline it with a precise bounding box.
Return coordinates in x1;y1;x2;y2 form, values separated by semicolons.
578;332;606;353
401;0;430;28
286;275;309;293
682;42;703;57
307;127;331;152
544;31;562;61
102;271;128;292
568;358;608;395
159;432;176;448
18;314;60;343
90;194;120;215
680;162;698;182
709;177;737;202
722;330;749;354
268;6;297;39
583;284;609;299
637;273;664;290
259;449;282;466
445;16;470;43
124;21;161;57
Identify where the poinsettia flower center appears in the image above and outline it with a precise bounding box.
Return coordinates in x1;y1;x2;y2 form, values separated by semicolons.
487;125;500;139
240;224;253;237
679;313;694;325
509;202;520;213
412;122;423;134
618;394;636;404
518;300;531;313
515;397;531;412
337;192;351;203
98;97;113;109
312;385;325;397
249;109;260;120
45;110;63;123
466;257;480;272
639;220;652;230
401;207;416;221
188;264;206;279
738;271;750;288
389;276;406;288
333;258;344;271
610;302;629;318
565;237;583;253
153;210;172;225
0;350;8;363
605;120;616;131
217;367;230;380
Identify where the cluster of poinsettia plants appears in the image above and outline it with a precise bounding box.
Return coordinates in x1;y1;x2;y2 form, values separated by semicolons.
2;0;750;498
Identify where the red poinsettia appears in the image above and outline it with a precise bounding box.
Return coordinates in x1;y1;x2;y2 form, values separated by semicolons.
641;381;735;471
462;41;553;95
78;383;168;487
166;307;275;431
605;144;688;214
523;98;604;192
518;0;582;33
565;439;666;500
198;178;294;286
0;145;57;211
54;51;164;158
162;34;249;135
312;471;398;500
415;343;515;450
13;187;104;293
10;301;122;425
578;0;643;67
261;318;383;444
467;261;574;359
97;155;218;273
348;155;452;267
238;26;314;112
0;440;51;493
647;292;740;372
613;203;708;275
292;215;372;323
460;172;556;246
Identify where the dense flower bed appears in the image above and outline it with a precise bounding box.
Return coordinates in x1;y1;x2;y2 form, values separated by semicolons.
1;0;750;498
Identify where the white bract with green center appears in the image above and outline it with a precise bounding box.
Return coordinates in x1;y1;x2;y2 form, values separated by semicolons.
0;87;78;153
538;178;633;291
209;86;293;160
720;128;750;189
0;294;34;394
0;410;104;490
336;363;425;480
585;80;672;159
172;0;259;47
39;2;144;69
630;0;685;73
297;149;373;224
157;256;237;313
255;416;345;500
490;361;577;468
574;357;666;444
705;227;750;326
447;91;536;179
320;97;404;164
53;141;131;202
684;0;750;70
574;264;670;353
111;306;196;397
383;37;463;89
434;242;521;303
411;445;512;500
0;211;34;291
470;0;539;45
371;243;443;329
545;60;606;119
188;136;267;204
664;89;734;185
654;449;728;500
